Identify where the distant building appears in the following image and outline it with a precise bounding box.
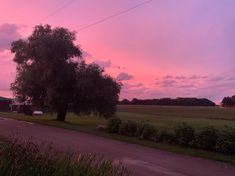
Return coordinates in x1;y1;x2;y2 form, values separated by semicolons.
11;99;32;112
0;96;12;111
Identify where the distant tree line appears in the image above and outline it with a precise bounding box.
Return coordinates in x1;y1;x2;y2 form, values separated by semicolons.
119;98;216;106
221;95;235;107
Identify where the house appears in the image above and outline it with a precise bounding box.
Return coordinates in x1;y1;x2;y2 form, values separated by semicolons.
0;96;12;111
11;99;32;113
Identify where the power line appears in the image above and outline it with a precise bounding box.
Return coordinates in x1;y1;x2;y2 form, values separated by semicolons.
76;0;153;31
36;0;76;24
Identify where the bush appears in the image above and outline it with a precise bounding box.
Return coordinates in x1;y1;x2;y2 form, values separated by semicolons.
174;123;195;146
135;122;157;140
0;137;130;176
107;118;122;133
155;130;175;143
194;126;218;150
135;121;146;137
215;127;235;154
119;121;137;137
142;125;157;140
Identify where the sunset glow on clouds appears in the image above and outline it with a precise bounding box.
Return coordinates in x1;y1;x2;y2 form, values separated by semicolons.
0;0;235;103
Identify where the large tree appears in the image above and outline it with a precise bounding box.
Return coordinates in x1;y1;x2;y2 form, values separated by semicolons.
72;62;121;118
11;25;121;121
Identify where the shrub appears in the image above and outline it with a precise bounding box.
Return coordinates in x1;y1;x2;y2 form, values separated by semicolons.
142;125;157;140
215;127;235;154
0;137;130;176
174;123;195;146
135;122;157;140
156;130;175;143
119;121;137;137
194;126;218;150
135;121;146;137
107;118;122;133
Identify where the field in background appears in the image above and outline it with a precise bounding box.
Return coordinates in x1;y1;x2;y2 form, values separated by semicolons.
116;105;235;131
1;105;235;132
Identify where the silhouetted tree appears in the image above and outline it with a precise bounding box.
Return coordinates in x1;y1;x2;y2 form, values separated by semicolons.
221;97;235;107
11;25;121;121
72;62;121;118
119;99;130;105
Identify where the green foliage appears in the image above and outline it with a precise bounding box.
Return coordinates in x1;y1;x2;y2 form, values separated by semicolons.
135;122;157;140
11;25;120;121
142;125;157;140
215;127;235;154
194;127;218;150
11;25;81;121
107;118;122;133
155;130;175;143
119;121;137;137
135;121;147;137
0;137;130;176
72;62;121;119
174;123;195;146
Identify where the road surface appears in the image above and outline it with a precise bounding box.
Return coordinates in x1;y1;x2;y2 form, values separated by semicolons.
0;117;234;176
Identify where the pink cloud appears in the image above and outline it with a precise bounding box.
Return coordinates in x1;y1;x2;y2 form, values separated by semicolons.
93;59;111;68
116;72;134;81
0;23;22;51
0;50;16;97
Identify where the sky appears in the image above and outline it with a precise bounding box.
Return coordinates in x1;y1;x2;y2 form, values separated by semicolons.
0;0;235;103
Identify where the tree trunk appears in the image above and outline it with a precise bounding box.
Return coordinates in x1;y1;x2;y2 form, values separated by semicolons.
56;106;67;121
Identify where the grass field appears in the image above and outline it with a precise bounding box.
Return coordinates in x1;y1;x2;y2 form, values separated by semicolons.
0;105;235;164
1;105;235;131
116;105;235;131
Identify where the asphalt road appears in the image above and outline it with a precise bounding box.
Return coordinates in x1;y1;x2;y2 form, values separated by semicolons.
0;117;234;176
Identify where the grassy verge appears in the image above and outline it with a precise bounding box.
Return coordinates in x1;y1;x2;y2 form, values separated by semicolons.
0;136;6;146
0;112;235;165
0;137;130;176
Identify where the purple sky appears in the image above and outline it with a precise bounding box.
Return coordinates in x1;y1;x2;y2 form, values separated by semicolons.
0;0;235;103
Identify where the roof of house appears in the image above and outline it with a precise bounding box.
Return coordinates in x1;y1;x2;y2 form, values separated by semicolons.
0;96;12;101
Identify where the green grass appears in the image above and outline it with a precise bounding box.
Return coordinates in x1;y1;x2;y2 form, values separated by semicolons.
116;105;235;131
0;112;106;133
0;135;7;148
0;137;130;176
0;105;235;165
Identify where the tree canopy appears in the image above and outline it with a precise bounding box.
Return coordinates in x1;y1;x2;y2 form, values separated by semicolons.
11;25;121;121
221;96;235;107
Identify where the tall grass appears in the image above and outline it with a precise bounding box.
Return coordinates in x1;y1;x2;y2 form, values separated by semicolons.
0;137;130;176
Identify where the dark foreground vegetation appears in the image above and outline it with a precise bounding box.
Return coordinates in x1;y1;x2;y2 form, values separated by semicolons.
107;118;235;155
119;98;216;106
0;137;130;176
